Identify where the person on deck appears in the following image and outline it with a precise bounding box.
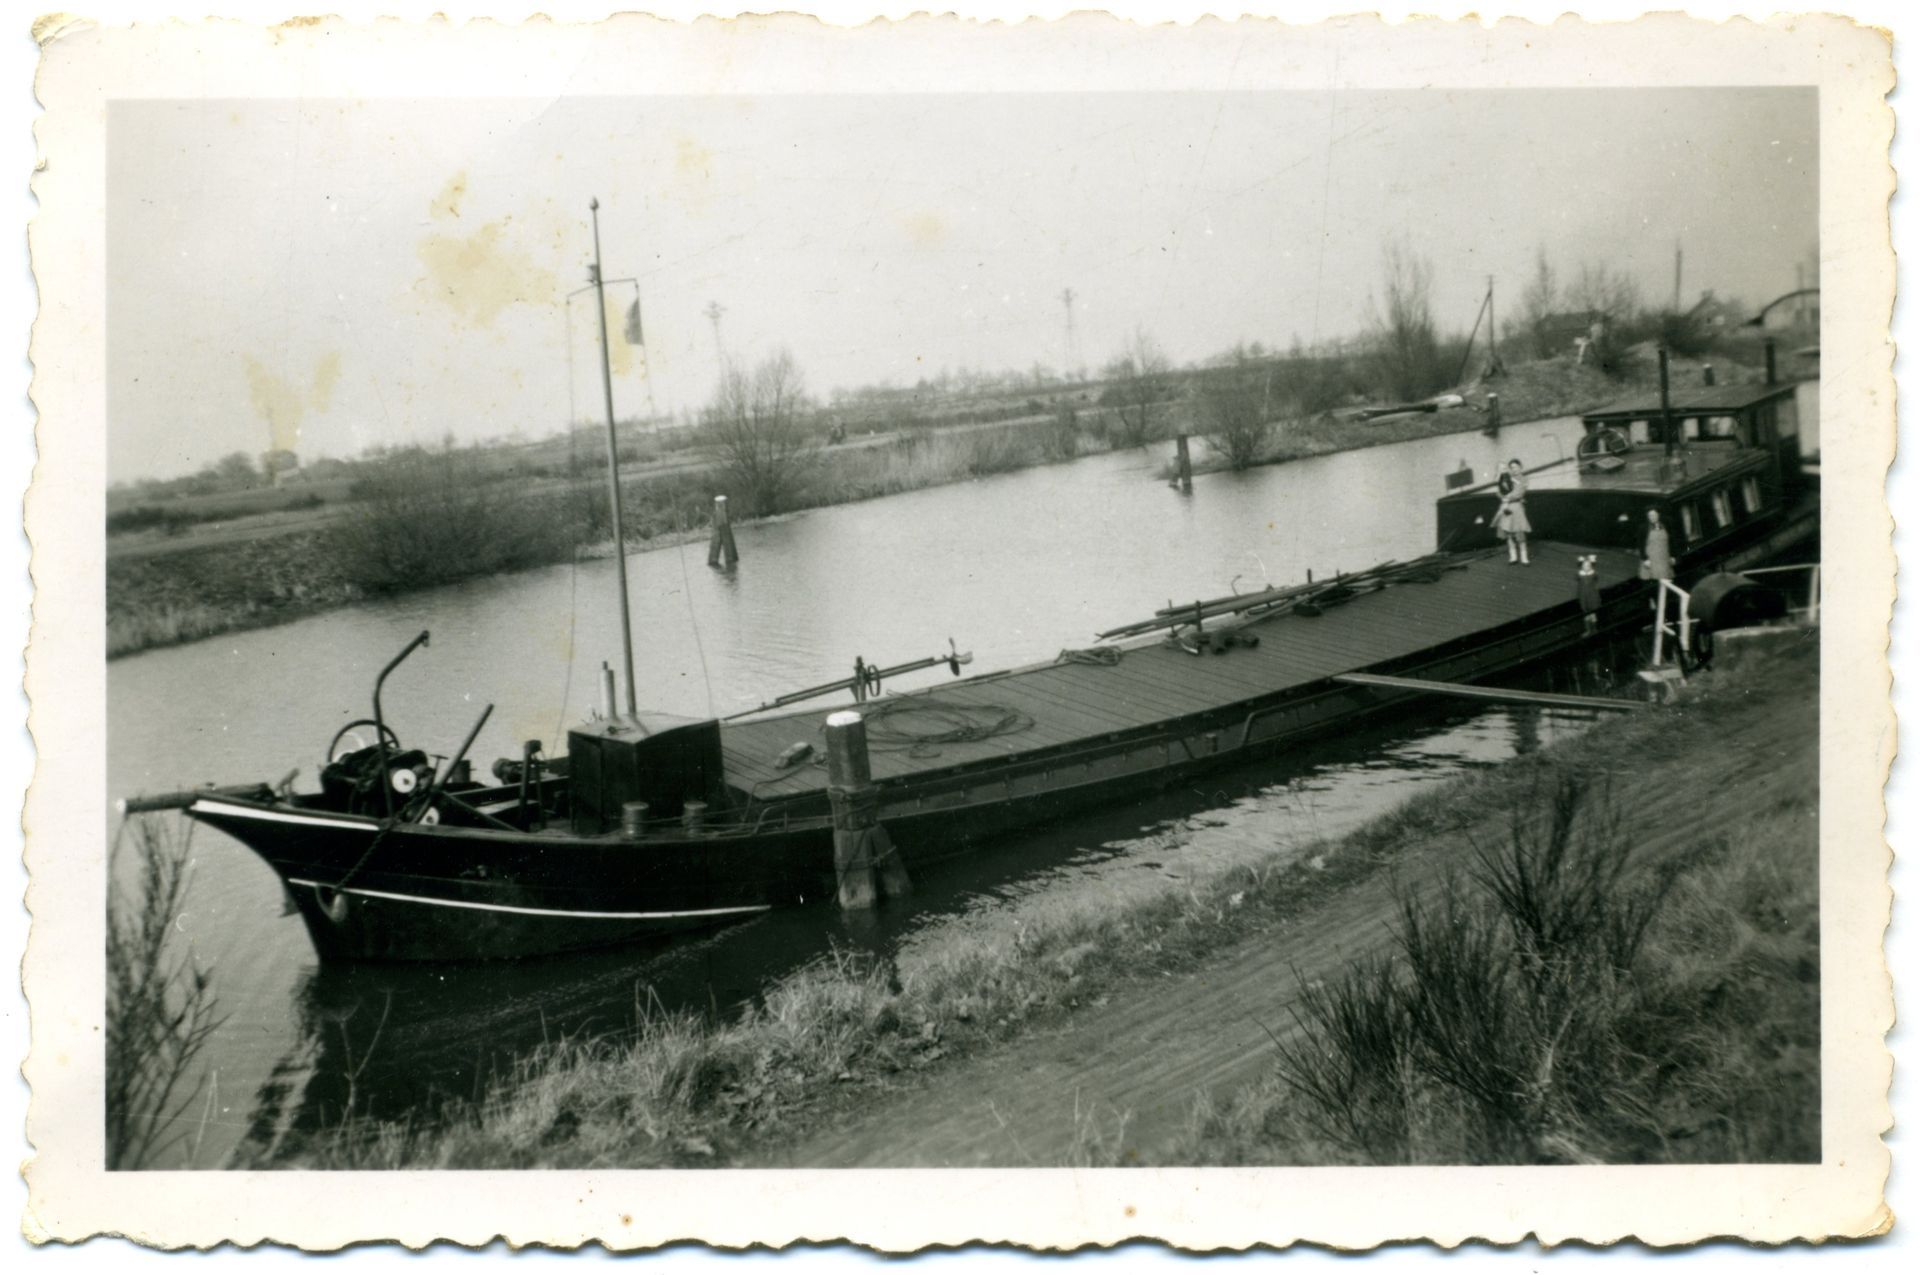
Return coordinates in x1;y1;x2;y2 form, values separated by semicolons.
1495;459;1531;565
1643;508;1674;583
1576;554;1602;635
1643;507;1675;616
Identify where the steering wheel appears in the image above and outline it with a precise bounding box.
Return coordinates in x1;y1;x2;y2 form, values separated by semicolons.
327;718;402;765
1578;426;1632;464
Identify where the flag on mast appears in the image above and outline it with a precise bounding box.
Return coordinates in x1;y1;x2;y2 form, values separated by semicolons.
623;296;644;346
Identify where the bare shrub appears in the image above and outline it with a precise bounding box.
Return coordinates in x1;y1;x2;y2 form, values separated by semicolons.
1104;327;1175;447
700;349;813;515
1195;368;1274;470
106;817;225;1170
1268;772;1727;1164
1270;956;1412;1161
964;428;1037;476
1654;309;1714;358
328;442;577;592
1038;405;1081;462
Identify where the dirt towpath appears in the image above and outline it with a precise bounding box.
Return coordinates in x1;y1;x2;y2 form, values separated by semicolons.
755;647;1818;1168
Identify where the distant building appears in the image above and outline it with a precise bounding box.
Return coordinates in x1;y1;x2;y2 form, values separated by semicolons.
260;448;301;487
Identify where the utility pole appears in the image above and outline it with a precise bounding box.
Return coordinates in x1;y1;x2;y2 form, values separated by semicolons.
589;197;639;719
704;300;728;368
1673;242;1684;312
1060;287;1080;380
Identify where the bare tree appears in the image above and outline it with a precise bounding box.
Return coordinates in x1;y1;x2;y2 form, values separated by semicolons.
1566;262;1641;325
701;349;812;515
1566;263;1643;372
1516;246;1558;359
1105;327;1175;447
1369;237;1446;401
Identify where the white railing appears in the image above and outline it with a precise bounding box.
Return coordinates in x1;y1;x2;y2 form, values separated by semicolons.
1741;562;1822;626
1651;579;1694;669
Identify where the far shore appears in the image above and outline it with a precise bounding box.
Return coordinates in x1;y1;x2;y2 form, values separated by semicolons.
106;348;1779;662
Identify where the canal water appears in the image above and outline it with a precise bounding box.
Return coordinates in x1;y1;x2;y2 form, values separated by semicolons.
107;416;1602;1166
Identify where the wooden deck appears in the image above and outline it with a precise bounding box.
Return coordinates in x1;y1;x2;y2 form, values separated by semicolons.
720;542;1641;801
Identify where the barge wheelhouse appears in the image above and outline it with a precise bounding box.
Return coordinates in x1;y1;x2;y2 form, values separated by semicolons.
1437;378;1817;573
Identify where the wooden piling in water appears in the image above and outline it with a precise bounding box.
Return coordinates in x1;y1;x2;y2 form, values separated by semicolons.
1175;434;1193;492
706;494;739;568
824;710;910;910
1484;392;1502;435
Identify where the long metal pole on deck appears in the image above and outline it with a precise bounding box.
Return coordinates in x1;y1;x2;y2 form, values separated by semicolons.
590;198;640;718
1658;345;1675;460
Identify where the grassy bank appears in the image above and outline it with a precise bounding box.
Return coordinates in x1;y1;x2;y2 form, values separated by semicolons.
1174;785;1817;1165
252;629;1817;1169
1170;349;1770;479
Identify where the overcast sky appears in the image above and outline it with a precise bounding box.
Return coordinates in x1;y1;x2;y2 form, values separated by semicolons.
107;88;1816;482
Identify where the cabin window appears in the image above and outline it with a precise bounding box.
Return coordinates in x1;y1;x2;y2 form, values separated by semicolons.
1775;397;1799;438
1709;488;1734;529
1703;414;1741;439
1626;419;1654;445
1680;503;1701;541
1740;475;1764;515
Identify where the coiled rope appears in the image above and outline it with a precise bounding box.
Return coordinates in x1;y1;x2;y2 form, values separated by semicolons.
1056;646;1123;667
851;696;1036;759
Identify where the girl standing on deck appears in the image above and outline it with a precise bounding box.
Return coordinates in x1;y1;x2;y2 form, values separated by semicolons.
1643;507;1674;583
1495;459;1531;565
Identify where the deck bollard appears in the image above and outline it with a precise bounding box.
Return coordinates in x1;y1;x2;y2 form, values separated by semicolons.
1485;392;1501;434
706;494;740;568
1174;434;1193;492
824;710;911;910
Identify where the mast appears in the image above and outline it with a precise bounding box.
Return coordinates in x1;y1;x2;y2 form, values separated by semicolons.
1486;274;1498;372
589;197;640;719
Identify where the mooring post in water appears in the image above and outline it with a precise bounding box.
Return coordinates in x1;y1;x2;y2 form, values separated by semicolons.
1175;434;1193;492
706;494;740;568
1702;363;1716;387
824;710;911;910
1485;392;1501;435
